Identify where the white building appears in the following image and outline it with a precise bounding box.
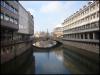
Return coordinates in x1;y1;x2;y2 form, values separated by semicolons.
53;27;63;38
62;1;99;53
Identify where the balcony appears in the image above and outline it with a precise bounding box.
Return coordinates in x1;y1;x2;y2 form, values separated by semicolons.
1;39;33;47
62;38;99;43
64;22;99;34
64;27;99;34
1;19;18;30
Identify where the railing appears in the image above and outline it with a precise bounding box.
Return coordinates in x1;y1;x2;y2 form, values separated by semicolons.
64;28;99;34
62;38;99;43
1;39;33;47
64;22;99;34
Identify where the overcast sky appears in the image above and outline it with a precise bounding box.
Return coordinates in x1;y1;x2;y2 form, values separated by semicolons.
19;1;89;33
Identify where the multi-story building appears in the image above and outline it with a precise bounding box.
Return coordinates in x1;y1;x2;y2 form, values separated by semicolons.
27;11;34;35
1;1;34;64
18;2;34;41
53;27;63;39
62;1;99;53
1;1;19;64
18;4;34;35
34;32;39;38
1;1;34;74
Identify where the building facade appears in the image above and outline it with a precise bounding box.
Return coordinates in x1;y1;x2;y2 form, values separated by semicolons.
18;3;34;35
53;27;63;39
18;3;34;40
27;11;34;35
62;1;99;53
1;1;34;64
1;1;19;64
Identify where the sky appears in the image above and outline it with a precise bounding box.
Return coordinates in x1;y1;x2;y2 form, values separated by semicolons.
19;1;89;33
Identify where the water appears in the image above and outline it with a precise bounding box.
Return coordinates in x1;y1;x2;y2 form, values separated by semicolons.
23;45;98;74
34;52;71;74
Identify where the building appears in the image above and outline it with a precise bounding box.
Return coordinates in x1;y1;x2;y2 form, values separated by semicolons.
53;27;63;39
1;1;34;74
18;4;34;35
62;1;99;53
1;1;34;64
27;11;34;35
1;1;19;64
34;32;40;38
18;3;34;40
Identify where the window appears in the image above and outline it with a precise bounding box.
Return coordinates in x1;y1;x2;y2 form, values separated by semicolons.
83;18;85;22
83;25;85;29
93;22;97;28
83;11;84;15
9;5;13;11
14;8;15;13
14;19;18;24
10;17;14;23
9;5;14;12
86;24;89;29
89;33;93;39
5;2;10;10
97;11;99;18
96;2;99;7
14;8;18;14
5;2;15;13
96;22;99;27
14;19;16;24
85;18;87;22
82;12;84;16
86;17;88;21
4;15;9;21
93;13;96;18
1;1;4;6
91;13;95;20
85;9;89;14
15;9;18;14
85;34;87;39
11;6;14;12
1;1;6;7
81;34;83;39
90;5;95;11
1;13;4;19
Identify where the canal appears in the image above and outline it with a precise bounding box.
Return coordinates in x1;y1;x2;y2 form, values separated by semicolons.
21;43;99;74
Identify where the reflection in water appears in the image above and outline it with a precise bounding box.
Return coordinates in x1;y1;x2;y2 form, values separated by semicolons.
63;47;99;74
17;54;35;74
24;46;98;74
34;52;71;74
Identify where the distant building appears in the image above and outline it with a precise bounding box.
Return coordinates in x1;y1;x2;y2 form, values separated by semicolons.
34;32;40;38
53;27;63;38
39;31;48;38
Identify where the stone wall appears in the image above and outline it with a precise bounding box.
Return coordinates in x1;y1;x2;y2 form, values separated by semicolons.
60;40;99;54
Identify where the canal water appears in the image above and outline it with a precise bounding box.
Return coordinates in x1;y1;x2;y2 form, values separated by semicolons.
23;44;98;74
34;51;71;74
